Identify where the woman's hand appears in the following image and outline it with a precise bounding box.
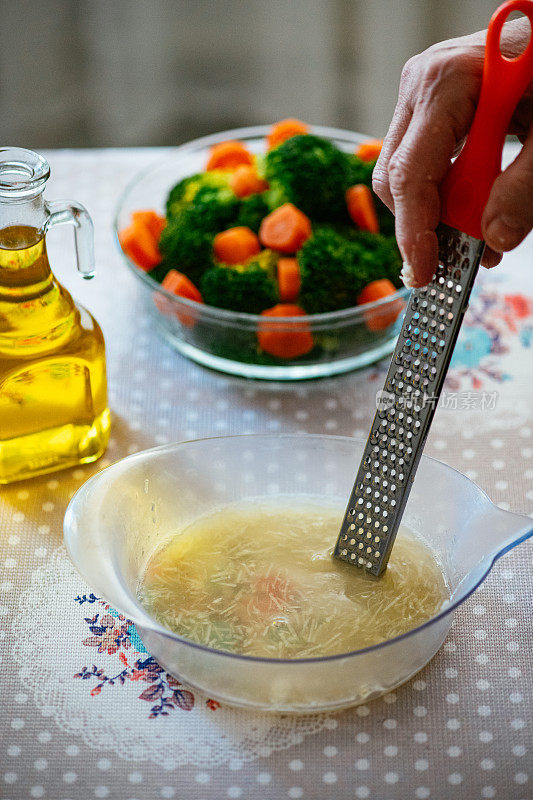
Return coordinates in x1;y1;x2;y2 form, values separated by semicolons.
372;19;533;288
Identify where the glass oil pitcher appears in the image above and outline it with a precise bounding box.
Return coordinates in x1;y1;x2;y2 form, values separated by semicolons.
0;148;110;483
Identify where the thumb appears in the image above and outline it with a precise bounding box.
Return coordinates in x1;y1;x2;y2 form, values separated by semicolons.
482;130;533;252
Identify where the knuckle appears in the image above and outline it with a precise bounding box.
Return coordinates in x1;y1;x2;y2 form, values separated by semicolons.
388;152;411;196
512;166;533;199
417;48;477;95
371;165;388;197
400;55;418;85
492;166;533;224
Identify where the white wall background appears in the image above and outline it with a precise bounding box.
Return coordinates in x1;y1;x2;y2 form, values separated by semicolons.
1;0;497;148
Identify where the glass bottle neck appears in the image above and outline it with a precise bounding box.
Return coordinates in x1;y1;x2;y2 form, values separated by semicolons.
0;224;52;293
0;192;47;238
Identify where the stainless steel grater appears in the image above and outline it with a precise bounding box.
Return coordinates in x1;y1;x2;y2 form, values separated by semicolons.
333;0;533;578
334;224;485;577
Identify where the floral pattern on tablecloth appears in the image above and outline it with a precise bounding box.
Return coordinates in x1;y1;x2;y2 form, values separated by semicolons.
73;595;219;717
9;546;331;769
448;284;533;388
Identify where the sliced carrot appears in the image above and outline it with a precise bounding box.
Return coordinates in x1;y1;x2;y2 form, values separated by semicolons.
277;257;301;302
213;227;261;264
266;118;310;150
131;210;166;241
155;269;203;327
257;304;314;359
161;269;203;303
230;164;269;198
357;278;405;332
252;573;300;614
355;139;383;162
259;203;312;253
206;140;254;171
119;222;161;272
346;185;379;233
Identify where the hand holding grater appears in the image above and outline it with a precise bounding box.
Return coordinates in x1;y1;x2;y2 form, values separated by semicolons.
335;0;533;578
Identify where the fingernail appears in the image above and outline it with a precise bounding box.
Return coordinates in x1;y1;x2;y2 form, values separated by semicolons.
485;217;526;249
400;263;419;289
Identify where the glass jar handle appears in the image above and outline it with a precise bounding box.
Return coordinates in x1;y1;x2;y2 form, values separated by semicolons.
44;200;95;279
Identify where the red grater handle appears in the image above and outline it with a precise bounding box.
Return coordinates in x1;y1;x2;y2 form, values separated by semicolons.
440;0;533;239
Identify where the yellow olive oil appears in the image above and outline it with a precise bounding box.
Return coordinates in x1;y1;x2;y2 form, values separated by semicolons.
0;225;109;483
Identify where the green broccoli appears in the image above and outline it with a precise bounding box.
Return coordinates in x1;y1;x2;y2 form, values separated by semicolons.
200;251;278;313
166;171;235;219
235;192;270;233
298;227;370;313
160;176;242;284
264;134;352;221
349;231;403;287
346;154;375;187
159;208;216;285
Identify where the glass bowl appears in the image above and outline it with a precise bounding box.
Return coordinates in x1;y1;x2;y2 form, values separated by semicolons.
64;434;532;714
113;126;409;380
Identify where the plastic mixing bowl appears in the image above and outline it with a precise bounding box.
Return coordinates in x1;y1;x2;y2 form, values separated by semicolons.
64;435;532;713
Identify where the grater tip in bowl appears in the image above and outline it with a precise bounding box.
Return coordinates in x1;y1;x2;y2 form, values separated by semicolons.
334;224;485;577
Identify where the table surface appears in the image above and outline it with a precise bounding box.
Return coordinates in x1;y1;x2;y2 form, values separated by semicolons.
0;146;531;800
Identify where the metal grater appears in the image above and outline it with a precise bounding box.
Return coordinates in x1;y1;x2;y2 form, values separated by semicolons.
334;223;485;578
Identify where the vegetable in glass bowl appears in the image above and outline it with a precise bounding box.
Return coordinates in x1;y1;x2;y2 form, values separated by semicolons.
114;124;408;380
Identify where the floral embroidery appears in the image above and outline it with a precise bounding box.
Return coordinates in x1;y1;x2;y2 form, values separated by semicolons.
445;287;532;389
369;285;532;389
74;592;99;605
74;597;219;718
81;612;131;655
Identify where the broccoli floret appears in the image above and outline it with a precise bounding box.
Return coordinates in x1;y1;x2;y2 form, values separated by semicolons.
159;209;216;285
264;134;351;221
160;179;242;283
249;248;278;278
162;172;273;285
235;193;270;233
200;252;278;313
349;231;403;287
347;154;375;187
298;227;370;313
166;171;235;219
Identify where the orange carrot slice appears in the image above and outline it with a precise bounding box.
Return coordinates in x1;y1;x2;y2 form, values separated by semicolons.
259;204;312;253
230;164;269;197
156;269;203;327
267;119;309;150
206;140;254;171
355;139;383;162
277;257;301;302
119;222;161;272
161;269;203;303
257;304;314;359
357;278;405;331
346;185;379;233
213;227;261;264
131;210;166;241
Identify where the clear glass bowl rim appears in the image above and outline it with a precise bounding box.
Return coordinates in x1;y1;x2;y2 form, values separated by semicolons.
64;433;533;666
112;125;410;327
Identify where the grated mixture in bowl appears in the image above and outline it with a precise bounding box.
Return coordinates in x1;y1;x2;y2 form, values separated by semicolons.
138;504;449;659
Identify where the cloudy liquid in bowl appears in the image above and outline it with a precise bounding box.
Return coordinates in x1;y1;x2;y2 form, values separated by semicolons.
138;504;449;659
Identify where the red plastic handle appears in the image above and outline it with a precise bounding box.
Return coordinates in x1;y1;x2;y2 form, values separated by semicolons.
440;0;533;238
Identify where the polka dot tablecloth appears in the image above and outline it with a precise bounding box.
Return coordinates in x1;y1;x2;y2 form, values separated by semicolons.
1;147;532;800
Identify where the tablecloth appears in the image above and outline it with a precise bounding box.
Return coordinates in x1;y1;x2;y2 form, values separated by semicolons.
0;146;531;800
